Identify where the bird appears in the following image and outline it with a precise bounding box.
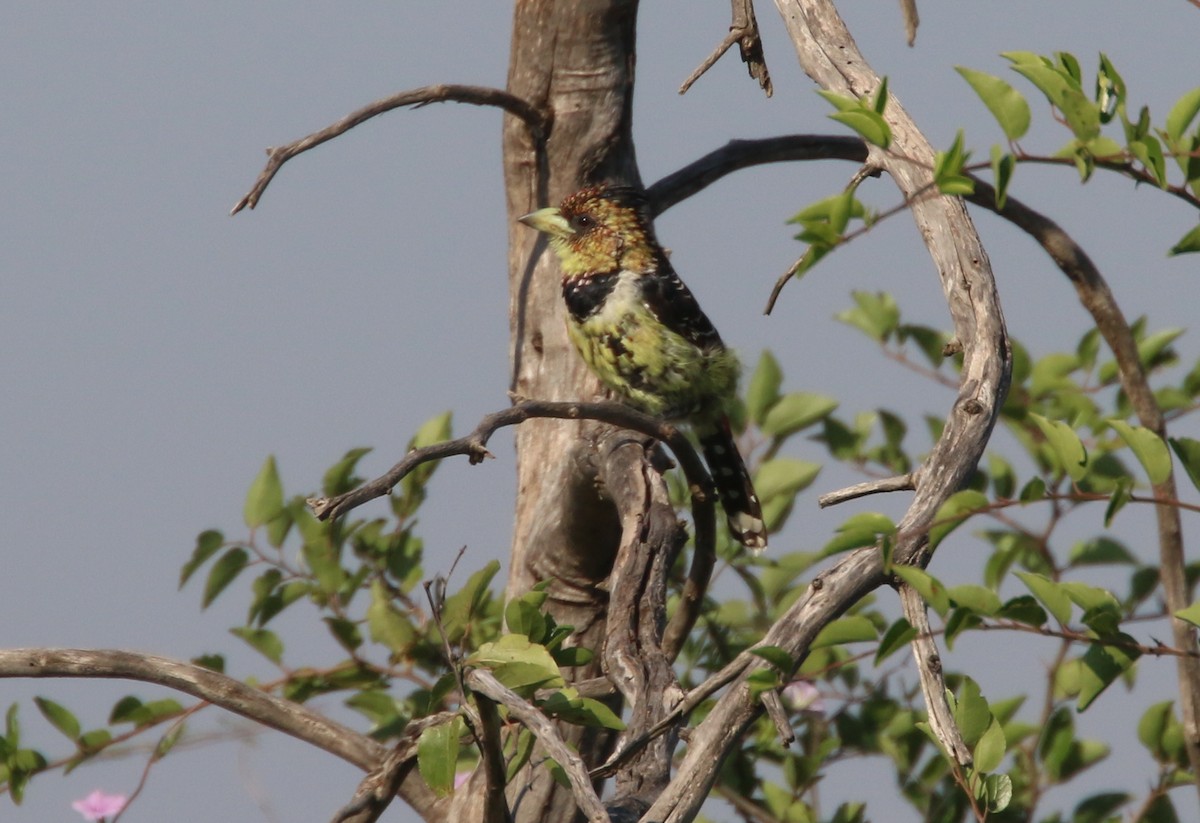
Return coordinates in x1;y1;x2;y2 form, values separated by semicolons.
519;184;767;552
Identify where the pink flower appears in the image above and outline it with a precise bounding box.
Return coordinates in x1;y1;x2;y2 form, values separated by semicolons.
781;680;826;715
71;789;127;821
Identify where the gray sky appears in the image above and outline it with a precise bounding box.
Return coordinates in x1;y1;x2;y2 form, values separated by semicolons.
3;2;1197;821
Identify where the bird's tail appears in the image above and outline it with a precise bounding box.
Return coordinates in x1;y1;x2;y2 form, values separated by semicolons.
697;416;767;553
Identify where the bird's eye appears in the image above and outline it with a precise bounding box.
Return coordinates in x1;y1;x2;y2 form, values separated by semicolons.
570;213;594;231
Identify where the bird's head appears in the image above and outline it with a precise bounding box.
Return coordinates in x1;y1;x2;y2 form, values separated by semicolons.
519;186;657;276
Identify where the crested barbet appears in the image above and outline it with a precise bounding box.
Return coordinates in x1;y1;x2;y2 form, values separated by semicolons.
519;185;767;552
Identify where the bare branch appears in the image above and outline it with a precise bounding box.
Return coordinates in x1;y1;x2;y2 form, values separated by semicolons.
330;745;413;823
760;689;795;747
647;135;866;215
308;401;715;560
464;669;609;823
898;584;971;767
472;692;513;823
232;84;549;214
678;29;740;96
0;648;447;817
819;474;915;508
679;0;772;96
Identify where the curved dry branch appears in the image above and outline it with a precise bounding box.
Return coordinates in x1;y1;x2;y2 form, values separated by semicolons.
899;584;972;767
309;400;713;525
231;84;549;214
0;648;448;817
465;669;609;823
647;135;865;214
644;1;1012;817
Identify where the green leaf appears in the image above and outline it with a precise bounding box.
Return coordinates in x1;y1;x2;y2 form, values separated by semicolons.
974;718;1007;773
33;697;80;741
998;595;1047;627
202;548;249;609
984;774;1013;813
1059;581;1120;614
749;645;795;672
324;616;363;652
1059;89;1100;141
1169;224;1200;256
1015;571;1072;626
155;722;186;758
893;566;951;617
1165;87;1200;143
929;489;988;550
1175;600;1200;628
108;695;143;725
1130;135;1168;188
829;110;892;148
441;560;500;644
836;291;900;342
990;145;1015;210
505;591;549;642
745;351;783;426
822;512;896;557
1073;792;1130;823
1077;637;1140;710
539;689;627;730
816;89;858;113
760;393;839;438
322;447;372;497
956;67;1031;141
244;456;284;529
947;584;1001;615
302;535;345;596
754;458;821;503
417;716;465;797
467;634;564;696
1169;437;1200;493
1108;420;1171;484
955;678;992;745
1104;477;1133;526
230;626;284;664
874;618;916;665
180;529;224;589
1009;61;1071;108
1029;413;1088;481
1069;536;1135;566
811;615;878;648
1138;701;1175;760
747;668;781;698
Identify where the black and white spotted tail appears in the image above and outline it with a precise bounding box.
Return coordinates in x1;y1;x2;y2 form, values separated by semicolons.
698;416;767;553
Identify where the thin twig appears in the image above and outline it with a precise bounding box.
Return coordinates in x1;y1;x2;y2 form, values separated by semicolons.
678;0;772;96
678;28;741;95
819;474;915;508
232;84;549;214
760;689;795;747
308;400;715;532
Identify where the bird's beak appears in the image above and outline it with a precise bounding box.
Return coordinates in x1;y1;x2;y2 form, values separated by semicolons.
518;207;574;238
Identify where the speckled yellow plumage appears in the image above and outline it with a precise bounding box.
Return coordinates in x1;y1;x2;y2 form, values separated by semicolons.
519;185;767;551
